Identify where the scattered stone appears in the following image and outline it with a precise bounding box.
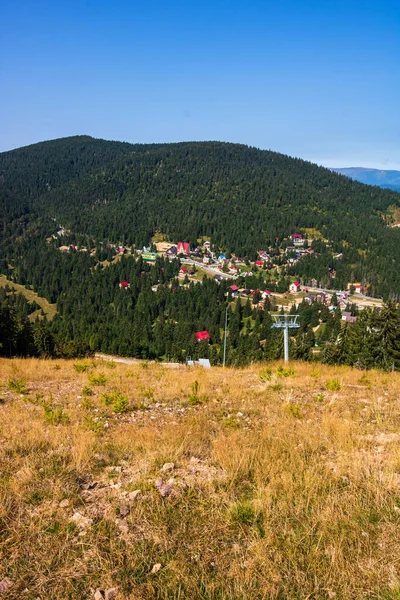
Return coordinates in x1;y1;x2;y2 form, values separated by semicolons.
105;589;118;600
151;563;162;574
0;578;13;594
161;462;175;473
155;478;174;498
119;504;130;518
59;499;70;508
94;591;104;600
70;511;92;529
128;489;141;503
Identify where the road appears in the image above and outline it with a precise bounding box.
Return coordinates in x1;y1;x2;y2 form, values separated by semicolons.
181;258;237;280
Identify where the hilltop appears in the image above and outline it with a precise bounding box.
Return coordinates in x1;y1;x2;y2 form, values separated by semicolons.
1;357;400;599
1;136;400;298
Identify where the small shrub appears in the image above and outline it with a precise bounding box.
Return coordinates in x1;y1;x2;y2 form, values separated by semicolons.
81;396;93;410
84;415;105;435
88;372;108;386
259;367;272;382
230;501;257;525
271;383;283;392
284;403;303;418
82;385;94;396
221;417;240;429
73;362;91;373
315;393;326;403
326;379;341;392
112;394;130;414
53;364;61;371
276;365;295;377
188;380;207;405
310;370;321;378
100;389;130;413
7;377;28;394
42;402;69;425
358;373;372;388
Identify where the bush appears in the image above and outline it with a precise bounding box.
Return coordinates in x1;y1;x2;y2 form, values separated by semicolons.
73;363;91;373
88;372;108;386
100;389;130;413
259;367;272;382
188;380;207;405
230;501;257;525
276;365;295;377
7;377;28;394
42;402;69;425
326;379;341;392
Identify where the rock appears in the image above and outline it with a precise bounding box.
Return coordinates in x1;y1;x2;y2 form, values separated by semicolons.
161;462;175;473
155;478;174;498
151;563;162;574
94;591;104;600
105;588;118;600
70;511;92;529
128;490;141;503
119;504;130;518
0;578;13;593
59;499;70;508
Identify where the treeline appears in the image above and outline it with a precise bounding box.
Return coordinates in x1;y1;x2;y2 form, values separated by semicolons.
1;254;398;370
1;136;400;298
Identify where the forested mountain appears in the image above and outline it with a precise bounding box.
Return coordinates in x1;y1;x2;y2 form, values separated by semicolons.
332;167;400;192
1;135;399;297
0;136;399;367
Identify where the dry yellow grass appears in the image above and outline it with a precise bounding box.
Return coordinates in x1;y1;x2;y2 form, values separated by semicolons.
0;358;399;599
0;275;57;320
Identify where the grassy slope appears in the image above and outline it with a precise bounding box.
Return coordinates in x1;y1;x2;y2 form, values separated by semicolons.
0;274;57;320
1;359;400;599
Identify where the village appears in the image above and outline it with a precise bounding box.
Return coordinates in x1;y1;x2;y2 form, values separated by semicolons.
51;227;382;316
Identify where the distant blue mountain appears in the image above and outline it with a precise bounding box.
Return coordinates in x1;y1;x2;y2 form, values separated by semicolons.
332;167;400;192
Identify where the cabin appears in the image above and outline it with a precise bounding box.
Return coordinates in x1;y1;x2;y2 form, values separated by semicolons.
177;242;190;255
255;260;264;268
195;331;211;342
180;267;188;274
342;311;358;323
229;284;239;296
119;281;130;289
289;281;301;293
261;290;272;300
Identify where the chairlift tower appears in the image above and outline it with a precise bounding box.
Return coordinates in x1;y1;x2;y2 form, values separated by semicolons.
271;314;300;362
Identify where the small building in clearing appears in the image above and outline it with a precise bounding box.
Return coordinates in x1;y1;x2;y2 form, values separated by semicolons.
289;281;301;293
195;331;211;342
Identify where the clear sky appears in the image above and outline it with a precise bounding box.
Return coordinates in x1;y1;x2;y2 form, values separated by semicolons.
1;0;399;168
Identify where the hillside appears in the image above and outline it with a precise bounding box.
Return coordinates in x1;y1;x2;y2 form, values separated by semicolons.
332;167;400;192
1;358;400;599
1;136;400;299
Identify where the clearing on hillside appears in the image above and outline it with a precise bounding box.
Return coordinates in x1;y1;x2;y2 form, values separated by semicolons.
0;274;57;320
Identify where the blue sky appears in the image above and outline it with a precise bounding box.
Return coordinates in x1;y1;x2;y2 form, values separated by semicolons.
1;0;399;168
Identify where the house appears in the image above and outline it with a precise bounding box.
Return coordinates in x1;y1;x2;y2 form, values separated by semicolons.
255;260;265;268
261;290;272;300
166;246;177;257
311;278;318;288
177;242;190;255
290;234;303;241
195;331;211;341
119;281;130;289
342;311;358;323
203;241;211;249
355;284;363;294
179;267;188;274
218;254;227;263
304;295;316;305
214;274;223;282
289;281;301;293
203;256;210;264
117;246;126;255
186;358;211;368
229;285;239;296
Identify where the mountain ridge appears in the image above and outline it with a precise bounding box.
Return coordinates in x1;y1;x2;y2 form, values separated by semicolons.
331;166;400;192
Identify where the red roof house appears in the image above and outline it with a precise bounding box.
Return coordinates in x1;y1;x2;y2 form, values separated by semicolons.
119;281;130;289
177;242;190;255
180;267;188;274
255;260;264;267
195;331;211;341
229;285;239;292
